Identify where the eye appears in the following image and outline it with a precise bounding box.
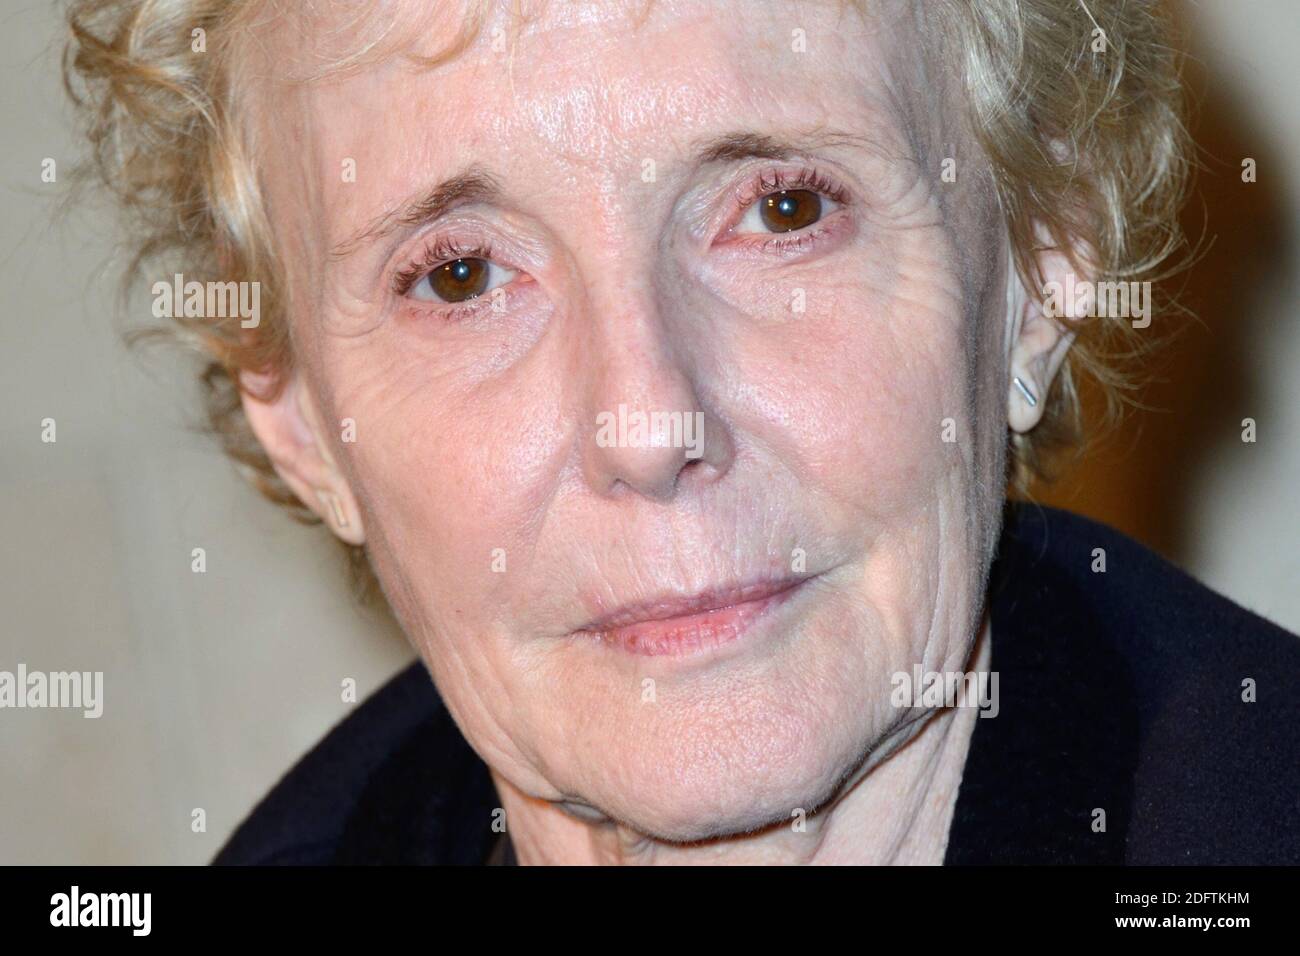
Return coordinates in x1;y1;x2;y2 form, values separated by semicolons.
738;189;825;234
408;256;517;304
728;168;849;244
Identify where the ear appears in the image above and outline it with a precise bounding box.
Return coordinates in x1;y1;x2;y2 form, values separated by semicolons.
239;368;366;546
1005;244;1081;433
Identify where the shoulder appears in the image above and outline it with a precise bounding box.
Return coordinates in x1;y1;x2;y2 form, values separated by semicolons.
1004;504;1300;684
999;505;1300;863
212;661;497;865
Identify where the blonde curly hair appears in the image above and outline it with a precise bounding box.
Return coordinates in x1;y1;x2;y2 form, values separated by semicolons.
63;0;1191;604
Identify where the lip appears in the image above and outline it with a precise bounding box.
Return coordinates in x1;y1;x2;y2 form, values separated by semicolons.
574;576;810;658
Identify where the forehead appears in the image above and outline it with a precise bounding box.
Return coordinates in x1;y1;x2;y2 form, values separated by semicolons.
250;0;940;256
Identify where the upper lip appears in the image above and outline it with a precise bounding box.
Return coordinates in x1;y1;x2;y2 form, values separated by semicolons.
575;576;811;632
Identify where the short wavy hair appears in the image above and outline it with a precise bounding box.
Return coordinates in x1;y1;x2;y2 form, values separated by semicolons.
63;0;1191;604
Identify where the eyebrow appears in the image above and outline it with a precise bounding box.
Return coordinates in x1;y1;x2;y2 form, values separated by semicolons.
331;127;881;259
692;128;873;165
332;167;503;259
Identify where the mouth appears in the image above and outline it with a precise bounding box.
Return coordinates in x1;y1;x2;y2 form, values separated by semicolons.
573;576;812;658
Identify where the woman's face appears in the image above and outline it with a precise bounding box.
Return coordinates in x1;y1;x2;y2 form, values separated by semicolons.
251;0;1029;840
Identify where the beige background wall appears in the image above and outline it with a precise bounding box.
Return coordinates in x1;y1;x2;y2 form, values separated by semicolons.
2;1;1297;863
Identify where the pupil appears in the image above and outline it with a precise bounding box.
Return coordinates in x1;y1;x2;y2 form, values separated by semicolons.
759;189;821;233
432;257;489;302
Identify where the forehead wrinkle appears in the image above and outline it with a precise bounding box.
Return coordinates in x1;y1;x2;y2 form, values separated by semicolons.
490;78;717;207
260;0;899;171
454;0;882;151
478;9;898;184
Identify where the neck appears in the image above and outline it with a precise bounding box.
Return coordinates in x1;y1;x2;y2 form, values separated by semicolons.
493;618;992;865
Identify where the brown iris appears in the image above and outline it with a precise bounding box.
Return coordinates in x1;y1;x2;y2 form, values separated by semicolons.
430;258;490;302
759;189;822;233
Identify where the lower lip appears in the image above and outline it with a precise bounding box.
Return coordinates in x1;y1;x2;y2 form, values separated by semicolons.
583;581;806;658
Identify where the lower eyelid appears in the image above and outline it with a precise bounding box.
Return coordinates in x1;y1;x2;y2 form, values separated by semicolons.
402;269;532;321
720;207;854;255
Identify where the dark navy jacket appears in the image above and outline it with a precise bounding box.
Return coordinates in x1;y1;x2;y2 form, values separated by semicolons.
213;506;1300;865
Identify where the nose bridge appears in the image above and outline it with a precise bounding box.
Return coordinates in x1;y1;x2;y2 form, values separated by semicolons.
564;189;683;390
588;264;688;402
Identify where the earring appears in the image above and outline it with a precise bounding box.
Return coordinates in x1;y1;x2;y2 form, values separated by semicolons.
1012;376;1038;408
318;491;349;529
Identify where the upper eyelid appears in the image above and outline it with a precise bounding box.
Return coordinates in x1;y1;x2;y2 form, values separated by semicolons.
389;216;555;285
390;232;507;297
733;164;852;208
701;161;854;236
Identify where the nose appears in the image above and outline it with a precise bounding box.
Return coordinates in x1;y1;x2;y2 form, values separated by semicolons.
579;287;734;502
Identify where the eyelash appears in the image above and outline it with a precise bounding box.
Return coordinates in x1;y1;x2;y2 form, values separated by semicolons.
392;165;852;313
392;236;499;300
735;166;851;215
726;166;853;255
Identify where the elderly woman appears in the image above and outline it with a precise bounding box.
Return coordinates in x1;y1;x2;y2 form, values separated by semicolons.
66;0;1299;866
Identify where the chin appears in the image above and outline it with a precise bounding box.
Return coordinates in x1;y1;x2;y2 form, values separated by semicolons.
553;676;879;844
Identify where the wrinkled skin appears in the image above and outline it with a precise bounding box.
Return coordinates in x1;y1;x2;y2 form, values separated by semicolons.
242;0;1072;863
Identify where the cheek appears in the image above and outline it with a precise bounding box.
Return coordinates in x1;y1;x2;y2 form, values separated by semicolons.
318;334;570;612
723;229;975;520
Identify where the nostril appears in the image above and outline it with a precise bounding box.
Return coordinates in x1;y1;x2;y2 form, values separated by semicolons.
674;454;715;491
